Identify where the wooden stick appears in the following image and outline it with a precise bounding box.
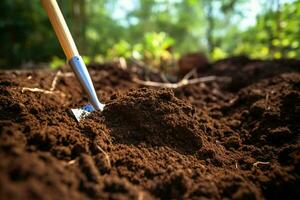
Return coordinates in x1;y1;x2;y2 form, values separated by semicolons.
41;0;79;60
133;75;217;88
253;161;270;168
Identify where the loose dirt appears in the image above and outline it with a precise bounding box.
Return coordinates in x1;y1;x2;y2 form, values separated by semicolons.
0;58;299;200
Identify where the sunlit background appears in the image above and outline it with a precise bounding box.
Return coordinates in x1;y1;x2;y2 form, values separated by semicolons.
0;0;299;68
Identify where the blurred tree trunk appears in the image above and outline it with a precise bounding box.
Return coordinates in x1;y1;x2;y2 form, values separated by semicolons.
205;1;214;54
265;0;275;58
71;0;87;54
275;0;283;57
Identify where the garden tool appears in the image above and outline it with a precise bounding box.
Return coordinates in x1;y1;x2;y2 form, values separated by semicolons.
41;0;105;121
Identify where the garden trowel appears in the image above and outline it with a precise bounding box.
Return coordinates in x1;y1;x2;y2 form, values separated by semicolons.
41;0;105;121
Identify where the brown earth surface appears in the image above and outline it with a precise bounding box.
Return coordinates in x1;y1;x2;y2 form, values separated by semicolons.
0;58;299;200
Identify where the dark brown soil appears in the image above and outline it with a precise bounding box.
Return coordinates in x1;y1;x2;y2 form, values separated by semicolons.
0;58;299;200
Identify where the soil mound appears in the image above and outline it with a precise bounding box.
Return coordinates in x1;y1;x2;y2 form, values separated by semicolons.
102;88;203;154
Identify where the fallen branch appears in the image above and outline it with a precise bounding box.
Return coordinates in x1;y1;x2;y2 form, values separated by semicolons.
133;75;218;89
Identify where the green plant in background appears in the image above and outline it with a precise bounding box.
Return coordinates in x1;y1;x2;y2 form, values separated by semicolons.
50;56;65;70
107;40;132;60
0;0;64;68
231;0;300;59
142;32;175;70
106;32;175;72
82;55;92;65
211;47;228;60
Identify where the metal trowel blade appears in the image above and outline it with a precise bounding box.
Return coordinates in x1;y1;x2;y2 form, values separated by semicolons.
70;104;95;122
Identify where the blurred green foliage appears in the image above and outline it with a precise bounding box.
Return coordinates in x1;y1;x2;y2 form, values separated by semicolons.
0;0;64;67
106;32;175;71
234;0;300;59
0;0;299;68
50;56;65;70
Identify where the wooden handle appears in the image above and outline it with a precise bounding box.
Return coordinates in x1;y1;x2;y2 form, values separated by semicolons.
41;0;79;60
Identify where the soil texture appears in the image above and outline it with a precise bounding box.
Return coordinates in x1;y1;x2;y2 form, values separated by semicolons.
0;58;299;200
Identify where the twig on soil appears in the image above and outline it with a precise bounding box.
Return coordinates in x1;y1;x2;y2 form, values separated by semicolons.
228;96;238;105
50;71;62;91
118;57;127;69
96;144;111;169
21;86;66;97
199;163;206;172
21;71;73;97
133;75;218;88
67;160;76;165
253;161;270;168
102;133;113;146
50;71;73;91
182;68;197;80
21;87;67;99
235;162;239;169
265;93;271;110
22;87;58;94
